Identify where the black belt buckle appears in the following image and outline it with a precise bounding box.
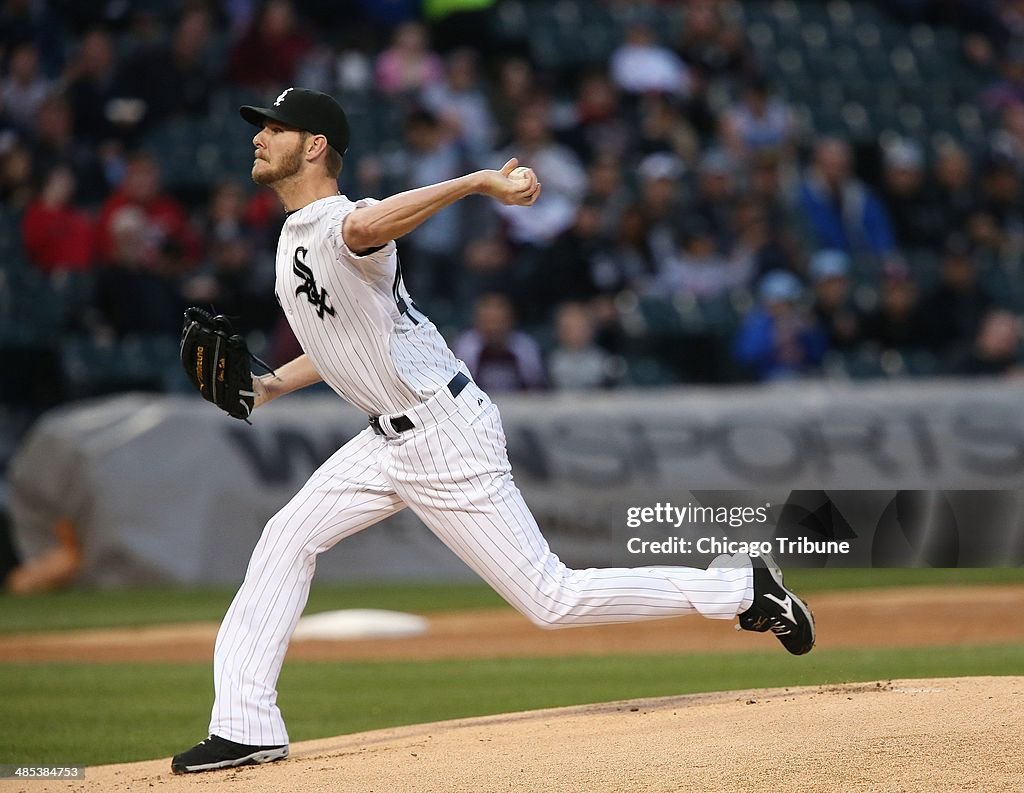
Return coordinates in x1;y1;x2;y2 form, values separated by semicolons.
369;413;414;435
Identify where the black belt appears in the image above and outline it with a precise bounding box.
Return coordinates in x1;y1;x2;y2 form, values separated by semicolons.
369;372;470;436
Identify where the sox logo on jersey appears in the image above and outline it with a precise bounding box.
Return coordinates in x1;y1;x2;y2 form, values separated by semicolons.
292;246;335;319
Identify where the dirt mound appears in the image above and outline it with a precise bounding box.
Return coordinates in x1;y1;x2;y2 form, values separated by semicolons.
29;677;1022;792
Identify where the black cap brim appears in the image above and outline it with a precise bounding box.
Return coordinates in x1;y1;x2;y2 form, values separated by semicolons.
240;105;293;129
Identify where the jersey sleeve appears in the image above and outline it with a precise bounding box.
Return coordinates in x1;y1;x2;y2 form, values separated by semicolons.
333;197;397;278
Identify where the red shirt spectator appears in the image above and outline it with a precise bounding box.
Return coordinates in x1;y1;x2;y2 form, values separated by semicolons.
227;0;312;90
95;153;199;265
21;166;95;272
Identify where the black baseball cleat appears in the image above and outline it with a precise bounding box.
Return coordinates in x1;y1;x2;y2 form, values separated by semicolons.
737;553;815;655
171;734;288;774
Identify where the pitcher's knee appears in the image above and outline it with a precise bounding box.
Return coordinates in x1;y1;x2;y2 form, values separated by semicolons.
517;591;581;630
529;612;575;630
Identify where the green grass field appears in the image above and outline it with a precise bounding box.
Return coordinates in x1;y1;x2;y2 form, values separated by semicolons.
1;569;1022;766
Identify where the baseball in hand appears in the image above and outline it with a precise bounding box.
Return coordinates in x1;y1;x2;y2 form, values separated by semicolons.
509;166;534;182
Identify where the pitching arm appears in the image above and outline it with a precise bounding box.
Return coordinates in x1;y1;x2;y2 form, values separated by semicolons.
342;158;541;253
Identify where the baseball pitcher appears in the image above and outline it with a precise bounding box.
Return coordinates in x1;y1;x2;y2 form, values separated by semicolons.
172;88;815;774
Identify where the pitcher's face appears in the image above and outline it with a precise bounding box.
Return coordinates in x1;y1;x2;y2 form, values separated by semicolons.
252;121;306;185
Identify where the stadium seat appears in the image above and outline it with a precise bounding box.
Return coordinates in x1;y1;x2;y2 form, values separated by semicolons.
622;354;682;387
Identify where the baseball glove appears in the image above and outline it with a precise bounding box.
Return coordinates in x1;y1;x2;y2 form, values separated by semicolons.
180;308;267;421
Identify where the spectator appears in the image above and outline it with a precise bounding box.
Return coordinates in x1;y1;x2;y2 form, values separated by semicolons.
547;302;614;390
294;42;341;96
967;152;1024;256
537;199;609;313
0;136;33;209
674;0;753;84
932;140;976;235
720;77;796;161
880;139;945;252
734;194;797;281
634;94;700;165
420;47;495;157
635;152;686;280
862;261;926;351
374;21;444;98
489;56;536;144
95;152;199;264
948;309;1023;376
228;0;312;91
733;270;828;381
183;226;278;337
653;215;754;300
564;71;632;163
453;293;546;392
200;179;253;247
91;206;185;338
388;108;467;303
918;234;994;355
809;250;862;350
63;29;122;145
30;94;108;204
584;154;632;237
598;202;657;293
21;165;95;272
610;22;692;98
686;147;740;252
115;7;217;129
199;177;279;260
746;150;803;275
798;137;897;260
459;232;516;307
0;41;50;132
495;100;586;245
748;148;801;231
0;0;64;76
242;186;287;244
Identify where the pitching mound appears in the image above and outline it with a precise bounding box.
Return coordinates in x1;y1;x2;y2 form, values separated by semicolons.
33;676;1022;792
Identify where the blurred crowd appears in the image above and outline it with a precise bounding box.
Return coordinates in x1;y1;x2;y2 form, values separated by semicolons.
3;0;1024;408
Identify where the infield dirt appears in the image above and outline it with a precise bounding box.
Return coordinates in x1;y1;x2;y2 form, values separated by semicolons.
1;583;1023;663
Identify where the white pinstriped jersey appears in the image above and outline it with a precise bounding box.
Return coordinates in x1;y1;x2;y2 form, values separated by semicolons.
274;195;461;416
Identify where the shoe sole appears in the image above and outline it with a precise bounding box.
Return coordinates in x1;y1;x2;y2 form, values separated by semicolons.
760;552;816;655
171;746;289;774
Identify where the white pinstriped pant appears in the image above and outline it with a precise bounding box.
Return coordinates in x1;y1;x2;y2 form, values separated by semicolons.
209;377;754;746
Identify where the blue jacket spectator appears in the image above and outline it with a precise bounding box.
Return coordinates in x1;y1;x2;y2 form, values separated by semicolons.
798;138;896;258
734;270;829;380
